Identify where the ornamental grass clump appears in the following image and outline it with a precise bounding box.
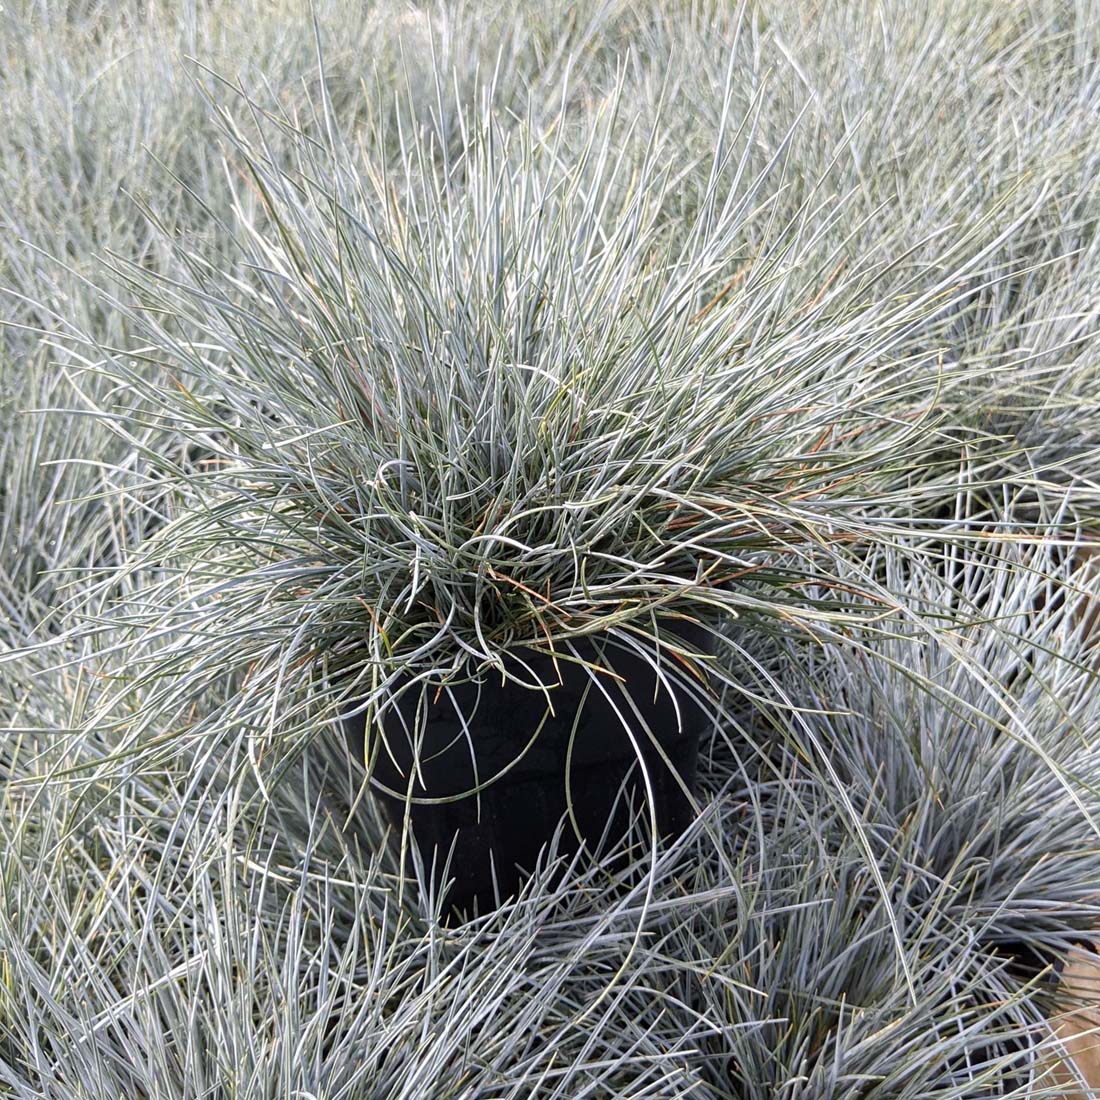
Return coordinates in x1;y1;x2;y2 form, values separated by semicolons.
37;68;1052;917
675;536;1100;1096
754;538;1100;966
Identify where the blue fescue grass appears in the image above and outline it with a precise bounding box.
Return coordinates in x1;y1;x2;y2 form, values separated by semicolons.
3;1;1100;1097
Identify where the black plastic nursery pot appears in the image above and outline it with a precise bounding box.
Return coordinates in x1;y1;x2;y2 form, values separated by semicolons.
342;623;713;919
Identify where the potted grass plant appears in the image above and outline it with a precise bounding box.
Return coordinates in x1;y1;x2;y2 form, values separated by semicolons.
57;79;1014;920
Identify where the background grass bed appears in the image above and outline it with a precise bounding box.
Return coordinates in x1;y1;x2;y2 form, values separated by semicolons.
3;1;1100;1096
